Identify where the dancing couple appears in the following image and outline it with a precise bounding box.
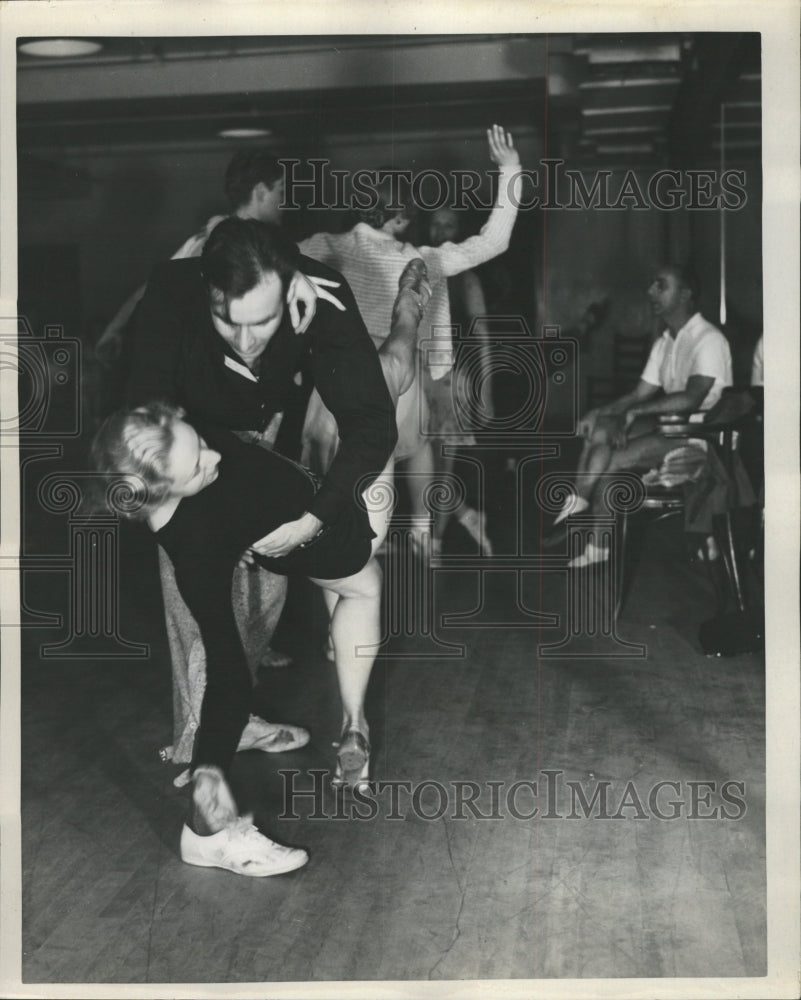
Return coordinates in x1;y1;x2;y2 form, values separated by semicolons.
93;219;431;877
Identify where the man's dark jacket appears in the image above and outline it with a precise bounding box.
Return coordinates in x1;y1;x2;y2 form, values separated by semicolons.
126;255;397;525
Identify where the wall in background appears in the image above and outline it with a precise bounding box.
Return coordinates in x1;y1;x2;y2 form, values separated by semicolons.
17;129;543;336
537;162;763;405
17;138;762;417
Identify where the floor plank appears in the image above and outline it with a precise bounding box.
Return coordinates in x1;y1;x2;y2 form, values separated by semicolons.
19;514;766;983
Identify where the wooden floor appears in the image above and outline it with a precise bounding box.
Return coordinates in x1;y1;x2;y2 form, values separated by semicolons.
18;477;766;984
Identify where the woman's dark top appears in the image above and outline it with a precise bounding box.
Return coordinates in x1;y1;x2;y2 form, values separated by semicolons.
155;426;374;687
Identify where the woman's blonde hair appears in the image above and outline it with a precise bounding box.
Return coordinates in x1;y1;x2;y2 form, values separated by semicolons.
90;401;186;519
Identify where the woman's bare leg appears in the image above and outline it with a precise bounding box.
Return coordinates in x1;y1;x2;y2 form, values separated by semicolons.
311;558;383;738
404;440;435;548
321;585;338;659
310;261;428;750
310;452;396;731
378;258;430;405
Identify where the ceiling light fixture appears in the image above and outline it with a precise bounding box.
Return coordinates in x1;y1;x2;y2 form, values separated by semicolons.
218;127;273;139
577;42;682;65
19;38;103;58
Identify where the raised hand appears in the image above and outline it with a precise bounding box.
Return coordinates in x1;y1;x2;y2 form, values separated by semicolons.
309;275;345;312
487;124;520;168
287;272;317;334
287;273;346;334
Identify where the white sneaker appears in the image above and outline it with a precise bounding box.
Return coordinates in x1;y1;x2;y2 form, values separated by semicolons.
180;818;308;877
237;715;310;753
567;540;610;569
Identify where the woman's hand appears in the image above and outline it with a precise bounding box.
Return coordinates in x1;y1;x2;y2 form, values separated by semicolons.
287;272;346;334
487;124;520;169
249;511;324;559
309;275;346;312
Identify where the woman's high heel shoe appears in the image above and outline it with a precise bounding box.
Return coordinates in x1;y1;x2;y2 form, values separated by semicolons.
331;728;371;790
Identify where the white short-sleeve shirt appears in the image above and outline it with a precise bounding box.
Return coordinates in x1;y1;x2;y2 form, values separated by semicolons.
640;312;732;410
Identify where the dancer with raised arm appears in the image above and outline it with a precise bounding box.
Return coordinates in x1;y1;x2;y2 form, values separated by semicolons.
299;125;522;548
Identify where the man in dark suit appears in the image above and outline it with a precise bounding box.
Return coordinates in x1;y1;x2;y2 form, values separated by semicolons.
127;218;398;773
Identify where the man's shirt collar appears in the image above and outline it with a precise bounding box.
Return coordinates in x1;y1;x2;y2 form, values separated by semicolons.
662;311;703;341
223;354;259;382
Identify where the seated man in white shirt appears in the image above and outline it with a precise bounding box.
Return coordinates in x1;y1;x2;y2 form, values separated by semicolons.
546;264;733;567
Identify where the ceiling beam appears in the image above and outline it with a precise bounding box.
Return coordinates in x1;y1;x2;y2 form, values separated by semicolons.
17;37;547;105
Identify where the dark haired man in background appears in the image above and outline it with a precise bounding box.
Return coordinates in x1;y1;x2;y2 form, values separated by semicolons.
95;148;290;365
222;148;285;226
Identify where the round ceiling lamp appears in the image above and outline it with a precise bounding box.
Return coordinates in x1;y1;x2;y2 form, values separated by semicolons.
19;38;103;58
218;127;273;139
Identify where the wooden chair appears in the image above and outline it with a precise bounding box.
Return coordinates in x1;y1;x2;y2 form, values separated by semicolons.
614;387;761;626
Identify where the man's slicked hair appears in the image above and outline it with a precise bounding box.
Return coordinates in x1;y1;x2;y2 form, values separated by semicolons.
201;217;300;301
224;149;283;211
